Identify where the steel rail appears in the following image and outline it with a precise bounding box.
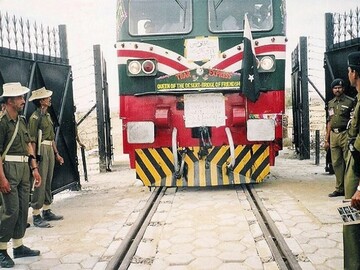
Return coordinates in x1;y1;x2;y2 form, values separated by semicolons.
243;184;302;270
106;187;165;270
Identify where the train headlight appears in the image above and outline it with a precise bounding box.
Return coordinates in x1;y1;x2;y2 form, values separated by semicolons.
128;60;142;75
127;59;157;76
142;60;156;74
258;55;276;72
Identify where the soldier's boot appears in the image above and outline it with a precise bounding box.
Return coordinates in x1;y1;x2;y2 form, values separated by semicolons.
0;250;14;268
42;209;63;221
13;245;40;258
33;214;51;228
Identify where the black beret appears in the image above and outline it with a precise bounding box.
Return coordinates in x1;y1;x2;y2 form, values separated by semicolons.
331;78;344;89
348;52;360;68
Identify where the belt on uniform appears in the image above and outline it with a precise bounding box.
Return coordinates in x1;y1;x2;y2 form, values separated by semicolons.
41;140;53;146
4;155;29;162
331;127;347;133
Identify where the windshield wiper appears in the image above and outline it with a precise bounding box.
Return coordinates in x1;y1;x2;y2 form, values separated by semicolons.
173;0;188;29
183;1;187;29
213;0;224;28
174;0;185;11
214;0;224;10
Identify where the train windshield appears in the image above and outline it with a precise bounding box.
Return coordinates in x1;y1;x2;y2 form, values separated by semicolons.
209;0;273;32
128;0;192;35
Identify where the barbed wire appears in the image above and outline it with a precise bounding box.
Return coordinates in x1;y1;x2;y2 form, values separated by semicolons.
71;46;96;125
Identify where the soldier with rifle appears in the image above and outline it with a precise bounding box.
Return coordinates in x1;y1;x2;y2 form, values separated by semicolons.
28;87;64;228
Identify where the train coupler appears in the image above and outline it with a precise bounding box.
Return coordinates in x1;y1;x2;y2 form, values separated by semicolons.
171;127;188;181
174;148;188;180
198;126;212;160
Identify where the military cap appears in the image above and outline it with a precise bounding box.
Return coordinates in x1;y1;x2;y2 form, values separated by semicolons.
348;51;360;69
29;87;53;101
331;79;344;89
0;82;30;97
331;78;344;89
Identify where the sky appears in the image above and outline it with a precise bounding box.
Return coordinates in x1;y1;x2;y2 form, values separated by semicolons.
0;0;359;110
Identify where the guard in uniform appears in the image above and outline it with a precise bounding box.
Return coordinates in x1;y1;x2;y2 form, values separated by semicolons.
344;51;360;270
0;82;42;268
0;97;5;117
325;78;355;197
28;87;64;228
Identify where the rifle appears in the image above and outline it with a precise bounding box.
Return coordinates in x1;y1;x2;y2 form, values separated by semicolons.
36;129;42;162
30;129;42;199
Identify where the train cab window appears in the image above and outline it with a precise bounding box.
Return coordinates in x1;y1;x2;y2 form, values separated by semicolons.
129;0;192;35
208;0;273;32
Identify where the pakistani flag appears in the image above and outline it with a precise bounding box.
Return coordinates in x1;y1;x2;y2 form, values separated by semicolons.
241;14;260;102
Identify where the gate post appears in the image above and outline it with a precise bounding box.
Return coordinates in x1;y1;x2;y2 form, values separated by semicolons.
325;13;334;51
299;36;310;159
58;25;68;64
93;44;107;173
315;130;320;165
102;63;113;172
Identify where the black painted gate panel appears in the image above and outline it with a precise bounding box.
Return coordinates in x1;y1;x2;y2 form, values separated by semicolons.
0;51;80;194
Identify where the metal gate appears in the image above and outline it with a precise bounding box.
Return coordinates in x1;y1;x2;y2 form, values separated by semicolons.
324;7;360;101
324;7;360;172
93;44;113;173
0;12;80;193
291;37;310;160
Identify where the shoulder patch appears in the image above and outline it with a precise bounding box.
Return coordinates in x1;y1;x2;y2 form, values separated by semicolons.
31;115;39;120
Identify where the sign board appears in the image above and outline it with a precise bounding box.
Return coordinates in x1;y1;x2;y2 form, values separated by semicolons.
156;68;240;91
184;93;226;127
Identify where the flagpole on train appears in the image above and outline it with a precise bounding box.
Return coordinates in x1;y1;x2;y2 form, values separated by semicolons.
241;13;260;102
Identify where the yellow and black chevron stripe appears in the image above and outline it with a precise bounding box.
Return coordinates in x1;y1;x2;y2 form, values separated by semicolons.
135;144;270;187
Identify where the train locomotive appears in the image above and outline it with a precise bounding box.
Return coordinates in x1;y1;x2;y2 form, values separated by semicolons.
116;0;287;186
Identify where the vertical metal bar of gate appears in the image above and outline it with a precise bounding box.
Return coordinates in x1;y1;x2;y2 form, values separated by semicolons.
325;13;334;52
58;25;69;64
55;70;72;141
23;62;37;115
291;47;300;154
102;59;113;171
299;37;310;159
93;44;107;172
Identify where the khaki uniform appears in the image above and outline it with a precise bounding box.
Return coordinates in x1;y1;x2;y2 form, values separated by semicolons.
0;112;31;243
28;109;55;210
328;94;355;193
344;93;360;270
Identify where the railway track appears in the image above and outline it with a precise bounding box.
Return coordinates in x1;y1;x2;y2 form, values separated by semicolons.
106;187;166;270
106;185;303;270
243;185;302;270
